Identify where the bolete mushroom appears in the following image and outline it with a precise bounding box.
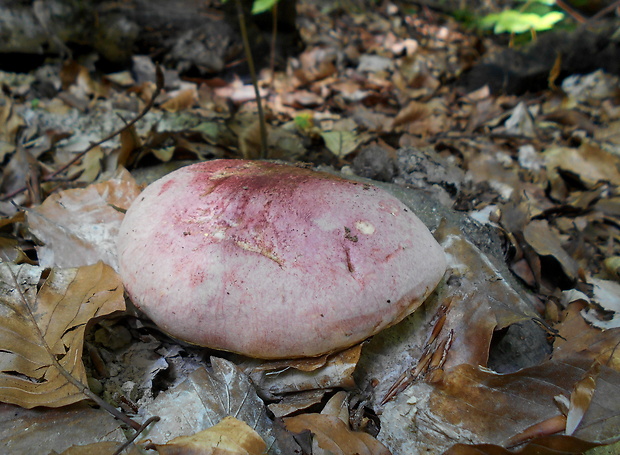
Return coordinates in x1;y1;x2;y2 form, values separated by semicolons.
117;160;446;359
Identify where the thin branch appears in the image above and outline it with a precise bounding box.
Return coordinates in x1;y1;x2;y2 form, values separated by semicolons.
555;0;587;23
269;2;278;89
3;255;165;447
0;254;144;430
235;0;268;158
113;416;161;455
587;0;620;22
1;65;165;202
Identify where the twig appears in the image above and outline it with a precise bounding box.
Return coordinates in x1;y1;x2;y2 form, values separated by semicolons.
587;0;620;22
1;65;165;202
555;0;587;24
1;253;164;453
234;0;268;159
112;416;161;455
557;0;620;25
0;253;144;430
269;2;278;89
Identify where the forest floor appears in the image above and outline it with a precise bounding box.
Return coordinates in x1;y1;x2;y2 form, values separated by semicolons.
0;1;620;454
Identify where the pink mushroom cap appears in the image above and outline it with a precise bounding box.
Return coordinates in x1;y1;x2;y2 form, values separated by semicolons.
117;160;446;358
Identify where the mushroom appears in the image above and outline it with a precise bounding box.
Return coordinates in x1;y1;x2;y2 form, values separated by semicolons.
117;160;446;359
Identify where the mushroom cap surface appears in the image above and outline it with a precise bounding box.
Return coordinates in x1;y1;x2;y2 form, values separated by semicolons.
117;160;446;358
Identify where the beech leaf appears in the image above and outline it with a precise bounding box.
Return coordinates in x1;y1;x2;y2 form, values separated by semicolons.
26;168;141;270
320;130;366;157
147;416;267;455
284;414;391;455
0;402;129;455
378;355;620;453
139;358;286;454
0;261;125;408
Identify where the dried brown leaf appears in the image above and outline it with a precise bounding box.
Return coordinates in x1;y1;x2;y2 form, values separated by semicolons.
1;146;35;201
27;168;141;269
0;95;25;163
284;414;391;455
160;88;197;113
0;262;125;408
434;226;540;369
507;415;567;447
443;435;600;455
321;390;349;424
392;101;429;128
379;355;620;453
541;109;597;134
74;146;104;183
566;362;601;435
0;402;128;455
544;143;620;188
553;302;620;371
523;219;580;281
239;119;265;160
268;389;326;418
297;47;337;83
427;362;577;444
248;344;361;399
147;416;267;455
116;125;142;168
603;256;620;280
139;358;286;454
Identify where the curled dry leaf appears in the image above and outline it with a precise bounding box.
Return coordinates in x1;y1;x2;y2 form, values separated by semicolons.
27;167;141;270
0;261;125;408
378;355;620;453
268;389;327;419
523;219;580;282
544;143;620;190
284;414;391;455
565;362;601;436
505;101;536;137
580;278;620;329
553;302;620;371
247;344;362;400
355;224;541;411
427;225;540;369
146;416;266;455
280;391;390;454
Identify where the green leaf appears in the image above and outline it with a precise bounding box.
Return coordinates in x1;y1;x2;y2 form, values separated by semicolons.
534;11;565;30
478;13;501;30
517;0;556;4
251;0;279;14
480;10;564;34
294;113;314;131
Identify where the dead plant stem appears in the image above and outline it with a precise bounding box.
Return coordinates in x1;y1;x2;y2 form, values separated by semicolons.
235;0;268;158
0;255;143;430
269;2;278;89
